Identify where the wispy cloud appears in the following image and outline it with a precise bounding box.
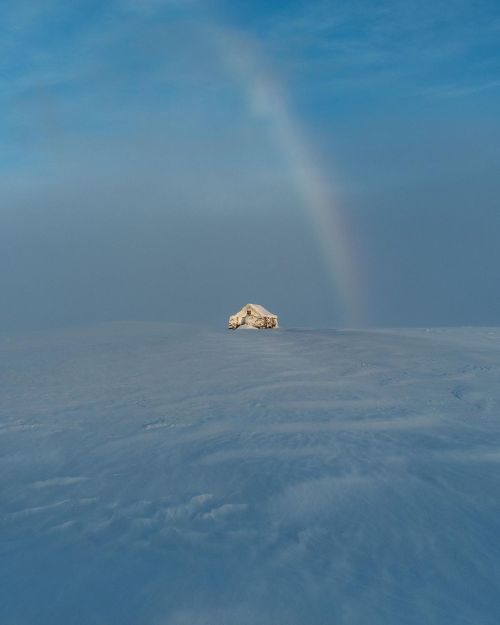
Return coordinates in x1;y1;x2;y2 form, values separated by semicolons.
119;0;198;16
423;80;500;99
238;0;500;97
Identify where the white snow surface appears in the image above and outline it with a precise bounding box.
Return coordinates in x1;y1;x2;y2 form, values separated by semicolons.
1;323;500;624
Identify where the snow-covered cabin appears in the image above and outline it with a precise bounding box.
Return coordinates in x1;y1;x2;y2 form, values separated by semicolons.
228;304;279;330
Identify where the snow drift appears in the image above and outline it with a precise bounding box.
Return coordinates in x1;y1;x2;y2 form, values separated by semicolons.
1;323;499;624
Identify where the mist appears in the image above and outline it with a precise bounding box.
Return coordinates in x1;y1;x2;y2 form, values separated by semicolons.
1;0;499;330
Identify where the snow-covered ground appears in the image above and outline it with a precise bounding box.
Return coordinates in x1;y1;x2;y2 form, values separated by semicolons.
1;323;500;624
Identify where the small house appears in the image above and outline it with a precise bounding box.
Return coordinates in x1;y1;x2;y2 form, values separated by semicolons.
228;303;279;330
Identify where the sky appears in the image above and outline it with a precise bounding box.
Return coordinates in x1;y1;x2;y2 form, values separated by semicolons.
1;0;500;329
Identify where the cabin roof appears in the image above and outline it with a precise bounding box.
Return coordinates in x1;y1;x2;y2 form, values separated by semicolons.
236;303;277;318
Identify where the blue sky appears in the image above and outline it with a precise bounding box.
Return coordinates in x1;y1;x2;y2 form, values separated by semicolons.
1;0;500;328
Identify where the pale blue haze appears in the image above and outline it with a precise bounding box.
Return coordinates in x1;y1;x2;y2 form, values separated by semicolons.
1;0;499;328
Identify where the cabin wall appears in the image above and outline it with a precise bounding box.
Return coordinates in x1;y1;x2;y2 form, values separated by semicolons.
228;313;278;330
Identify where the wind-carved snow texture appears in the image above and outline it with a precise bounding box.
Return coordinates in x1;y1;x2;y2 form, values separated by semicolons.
1;323;500;625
